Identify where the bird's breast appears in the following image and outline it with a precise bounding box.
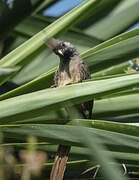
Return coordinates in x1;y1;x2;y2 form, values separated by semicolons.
58;70;72;86
57;60;81;86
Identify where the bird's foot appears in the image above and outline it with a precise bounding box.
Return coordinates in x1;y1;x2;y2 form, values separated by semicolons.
50;84;57;88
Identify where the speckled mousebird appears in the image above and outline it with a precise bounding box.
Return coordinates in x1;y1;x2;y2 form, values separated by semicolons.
45;38;93;180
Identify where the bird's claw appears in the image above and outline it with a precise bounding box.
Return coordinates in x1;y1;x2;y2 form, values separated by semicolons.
50;84;56;88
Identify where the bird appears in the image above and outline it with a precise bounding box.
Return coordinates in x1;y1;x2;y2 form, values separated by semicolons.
45;38;93;180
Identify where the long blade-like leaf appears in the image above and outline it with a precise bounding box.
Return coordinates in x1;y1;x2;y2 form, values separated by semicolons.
82;28;139;73
94;92;139;118
1;73;139;121
0;67;20;86
1;28;139;101
82;0;139;40
2;124;139;151
0;0;101;67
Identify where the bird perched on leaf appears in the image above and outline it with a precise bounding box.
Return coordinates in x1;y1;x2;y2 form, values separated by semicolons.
45;38;93;180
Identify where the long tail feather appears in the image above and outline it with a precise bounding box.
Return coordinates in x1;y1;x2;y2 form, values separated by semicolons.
50;145;71;180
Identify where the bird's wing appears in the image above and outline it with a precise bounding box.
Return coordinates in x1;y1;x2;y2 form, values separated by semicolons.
71;55;91;81
79;62;91;80
54;69;60;87
78;61;93;119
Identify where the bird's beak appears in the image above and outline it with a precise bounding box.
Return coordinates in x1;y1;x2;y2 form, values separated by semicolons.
57;49;63;56
45;38;60;50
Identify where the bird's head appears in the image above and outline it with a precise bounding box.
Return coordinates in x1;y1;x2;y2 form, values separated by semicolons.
46;38;78;60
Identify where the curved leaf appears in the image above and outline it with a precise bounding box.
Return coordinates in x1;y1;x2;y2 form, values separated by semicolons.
1;73;139;121
0;66;20;86
0;0;101;67
82;28;139;73
94;92;139;118
5;29;139;101
1;124;139;150
83;0;139;40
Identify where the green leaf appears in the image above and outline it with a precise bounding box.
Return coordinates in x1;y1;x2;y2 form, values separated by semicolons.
92;61;131;78
0;0;101;67
0;0;43;40
12;19;139;85
82;0;139;40
2;124;139;151
1;27;139;101
1;73;139;121
94;91;139;118
0;66;20;86
82;28;139;73
102;88;139;99
40;144;139;164
3;35;28;56
107;113;139;124
83;120;139;137
2;142;139;164
0;0;139;178
75;125;126;180
12;16;102;85
1;124;128;179
14;15;102;48
77;0;122;34
15;27;139;86
1;123;139;166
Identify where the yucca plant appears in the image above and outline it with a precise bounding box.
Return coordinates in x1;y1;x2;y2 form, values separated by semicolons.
0;0;139;179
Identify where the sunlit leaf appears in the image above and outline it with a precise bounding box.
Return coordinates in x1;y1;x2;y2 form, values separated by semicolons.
0;0;101;67
82;0;139;40
0;66;20;86
1;74;139;121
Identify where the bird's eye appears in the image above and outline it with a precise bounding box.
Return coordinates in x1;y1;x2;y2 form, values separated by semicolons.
61;42;65;47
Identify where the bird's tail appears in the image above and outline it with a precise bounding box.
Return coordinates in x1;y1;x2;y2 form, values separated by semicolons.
50;145;71;180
